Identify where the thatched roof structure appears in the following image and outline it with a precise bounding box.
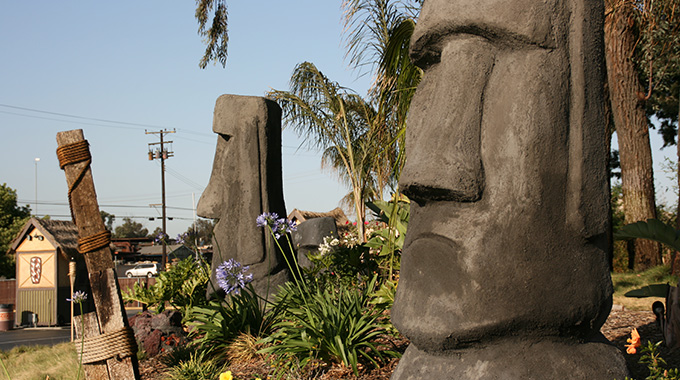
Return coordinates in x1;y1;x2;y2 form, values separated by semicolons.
287;207;351;231
8;218;79;260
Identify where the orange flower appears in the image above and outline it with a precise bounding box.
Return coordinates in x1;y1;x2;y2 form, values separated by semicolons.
625;328;641;354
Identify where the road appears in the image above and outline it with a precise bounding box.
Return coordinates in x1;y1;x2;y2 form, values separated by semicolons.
0;327;72;351
0;307;143;352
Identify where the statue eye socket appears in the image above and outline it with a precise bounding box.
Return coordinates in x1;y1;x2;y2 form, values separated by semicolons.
412;48;442;70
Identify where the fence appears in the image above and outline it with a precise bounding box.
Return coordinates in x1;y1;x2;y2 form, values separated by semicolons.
118;277;157;308
0;278;156;309
0;280;15;305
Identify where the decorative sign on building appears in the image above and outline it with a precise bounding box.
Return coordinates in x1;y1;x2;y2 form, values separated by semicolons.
30;257;42;284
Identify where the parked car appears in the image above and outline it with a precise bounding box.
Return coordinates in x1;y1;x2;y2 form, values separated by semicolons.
125;263;159;278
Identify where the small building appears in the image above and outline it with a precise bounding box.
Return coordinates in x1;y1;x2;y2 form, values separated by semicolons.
8;218;87;327
136;244;196;263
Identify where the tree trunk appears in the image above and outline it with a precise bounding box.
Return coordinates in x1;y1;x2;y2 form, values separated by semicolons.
673;88;680;275
605;0;661;271
604;78;615;272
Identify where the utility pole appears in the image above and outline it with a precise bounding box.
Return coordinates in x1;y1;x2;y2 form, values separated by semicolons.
146;129;175;270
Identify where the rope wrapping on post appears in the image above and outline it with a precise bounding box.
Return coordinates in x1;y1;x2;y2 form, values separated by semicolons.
56;140;92;226
75;327;138;364
78;230;112;254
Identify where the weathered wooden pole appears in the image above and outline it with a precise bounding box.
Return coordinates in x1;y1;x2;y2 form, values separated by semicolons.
56;129;140;380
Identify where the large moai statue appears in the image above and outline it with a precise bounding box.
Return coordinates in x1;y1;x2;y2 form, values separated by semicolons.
197;95;290;297
390;0;629;378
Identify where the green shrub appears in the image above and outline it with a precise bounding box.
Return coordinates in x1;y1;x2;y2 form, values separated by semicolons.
185;284;284;355
365;195;409;278
165;349;226;380
122;257;210;314
260;276;399;375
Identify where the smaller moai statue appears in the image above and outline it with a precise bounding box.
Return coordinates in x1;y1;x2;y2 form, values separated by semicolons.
292;217;339;269
197;95;290;297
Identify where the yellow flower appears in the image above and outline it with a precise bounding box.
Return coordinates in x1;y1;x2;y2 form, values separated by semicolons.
219;371;233;380
625;328;641;354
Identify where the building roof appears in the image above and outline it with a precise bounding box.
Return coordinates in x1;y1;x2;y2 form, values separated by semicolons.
137;244;185;255
287;207;350;227
8;217;79;260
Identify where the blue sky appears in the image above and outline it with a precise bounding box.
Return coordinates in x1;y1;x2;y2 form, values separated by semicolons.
0;1;372;236
0;1;676;238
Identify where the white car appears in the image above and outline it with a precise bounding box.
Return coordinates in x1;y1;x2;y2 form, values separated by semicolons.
125;263;159;278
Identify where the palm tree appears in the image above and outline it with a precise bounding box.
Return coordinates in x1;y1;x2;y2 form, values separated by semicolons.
268;62;377;240
343;0;422;192
268;1;422;242
195;0;229;69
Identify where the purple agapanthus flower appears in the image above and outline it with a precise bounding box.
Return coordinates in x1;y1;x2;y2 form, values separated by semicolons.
176;233;187;245
256;212;279;228
67;290;88;304
256;212;296;239
216;258;253;295
155;231;168;244
273;217;297;239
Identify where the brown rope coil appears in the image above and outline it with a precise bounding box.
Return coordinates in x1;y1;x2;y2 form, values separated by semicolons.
75;327;137;364
56;140;92;226
57;140;91;169
78;230;111;254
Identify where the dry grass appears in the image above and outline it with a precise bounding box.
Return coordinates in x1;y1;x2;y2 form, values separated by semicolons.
611;265;678;311
0;343;80;380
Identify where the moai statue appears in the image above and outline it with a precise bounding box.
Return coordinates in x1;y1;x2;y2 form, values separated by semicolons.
390;0;629;379
292;217;339;269
197;94;290;297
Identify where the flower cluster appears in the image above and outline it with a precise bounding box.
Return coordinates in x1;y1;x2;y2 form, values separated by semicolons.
67;290;88;304
626;328;642;354
175;233;188;245
256;212;297;239
154;231;169;245
318;236;341;256
216;258;253;295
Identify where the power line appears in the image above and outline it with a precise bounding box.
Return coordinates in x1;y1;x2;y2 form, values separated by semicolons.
0;104;168;129
33;214;195;221
0;110;142;131
0;103;215;139
18;200;196;211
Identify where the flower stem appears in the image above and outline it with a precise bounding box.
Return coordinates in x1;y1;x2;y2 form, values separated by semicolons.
0;353;11;380
75;303;85;380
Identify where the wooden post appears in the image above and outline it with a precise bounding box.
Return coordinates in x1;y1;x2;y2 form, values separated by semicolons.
57;129;140;380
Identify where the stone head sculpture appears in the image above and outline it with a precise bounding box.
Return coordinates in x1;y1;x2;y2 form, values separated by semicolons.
197;94;290;297
391;0;628;378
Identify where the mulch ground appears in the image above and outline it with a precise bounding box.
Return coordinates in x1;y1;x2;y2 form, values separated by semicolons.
139;310;679;380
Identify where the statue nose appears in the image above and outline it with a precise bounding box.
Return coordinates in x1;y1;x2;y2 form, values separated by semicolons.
400;36;494;204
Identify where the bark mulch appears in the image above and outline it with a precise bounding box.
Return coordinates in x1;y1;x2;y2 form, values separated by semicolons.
139;310;678;379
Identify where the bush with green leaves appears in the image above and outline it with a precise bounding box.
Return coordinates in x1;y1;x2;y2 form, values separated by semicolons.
305;235;376;287
626;340;680;380
185;284;285;355
365;195;409;279
122;257;210;313
260;275;400;375
165;349;227;380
